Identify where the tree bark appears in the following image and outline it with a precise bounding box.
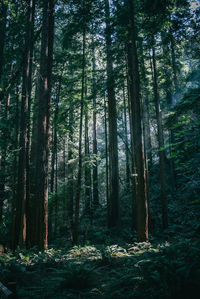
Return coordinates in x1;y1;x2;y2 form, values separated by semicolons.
105;0;120;228
67;101;74;240
0;2;7;83
84;107;92;216
126;0;148;241
170;33;178;94
73;23;86;245
104;97;109;214
92;35;99;207
152;46;168;229
32;0;55;250
14;0;35;250
0;94;10;223
122;83;130;191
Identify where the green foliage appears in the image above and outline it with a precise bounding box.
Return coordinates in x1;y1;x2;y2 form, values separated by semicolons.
166;88;200;201
1;235;200;298
59;263;98;291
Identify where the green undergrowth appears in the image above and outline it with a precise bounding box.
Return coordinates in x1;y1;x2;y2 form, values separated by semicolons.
1;235;200;298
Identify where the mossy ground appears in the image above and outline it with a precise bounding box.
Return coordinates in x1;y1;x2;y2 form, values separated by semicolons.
1;229;200;298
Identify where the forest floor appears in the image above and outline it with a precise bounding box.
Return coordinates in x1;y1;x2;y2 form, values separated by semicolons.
1;200;200;299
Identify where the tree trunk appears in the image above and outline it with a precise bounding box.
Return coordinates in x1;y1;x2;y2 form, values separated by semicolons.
139;40;152;170
122;83;130;191
11;87;19;249
14;0;35;250
84;108;92;216
170;33;178;94
152;46;168;230
32;0;55;250
105;0;120;229
0;91;11;223
67;102;74;240
73;24;86;245
126;0;148;241
0;2;7;83
54;142;58;239
104;97;109;214
28;75;39;248
125;51;137;230
92;36;99;208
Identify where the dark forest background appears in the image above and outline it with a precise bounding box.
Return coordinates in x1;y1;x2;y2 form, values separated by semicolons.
0;0;200;298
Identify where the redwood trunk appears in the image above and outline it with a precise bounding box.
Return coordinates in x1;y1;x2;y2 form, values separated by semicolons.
32;0;55;250
105;0;120;228
14;0;35;249
126;0;148;241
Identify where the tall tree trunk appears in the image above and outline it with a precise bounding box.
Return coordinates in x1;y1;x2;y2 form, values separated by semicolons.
28;76;39;248
152;46;168;230
11;86;19;249
122;83;130;191
92;35;99;208
67;102;74;240
84;108;92;216
105;0;120;228
0;2;7;83
104;97;109;214
126;0;148;241
169;33;178;192
125;51;137;230
50;75;62;194
14;0;35;249
54;142;58;238
0;93;10;223
170;33;178;94
73;24;86;245
139;41;152;170
32;0;55;250
62;137;67;223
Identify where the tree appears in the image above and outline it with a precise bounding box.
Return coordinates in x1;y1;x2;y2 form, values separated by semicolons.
0;1;7;84
126;0;148;241
151;44;168;229
73;4;86;244
13;0;35;250
31;0;55;250
92;33;99;208
105;0;120;229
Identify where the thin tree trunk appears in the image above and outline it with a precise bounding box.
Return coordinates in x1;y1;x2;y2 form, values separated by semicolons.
52;93;59;239
92;35;99;207
104;96;109;213
105;0;120;228
139;41;152;170
170;34;178;94
14;0;35;249
73;24;86;245
67;102;74;240
0;91;11;222
11;86;19;249
54;142;58;238
152;46;168;229
122;83;130;190
126;0;148;241
84;108;92;216
169;33;178;192
28;76;39;247
125;51;137;230
0;2;7;83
